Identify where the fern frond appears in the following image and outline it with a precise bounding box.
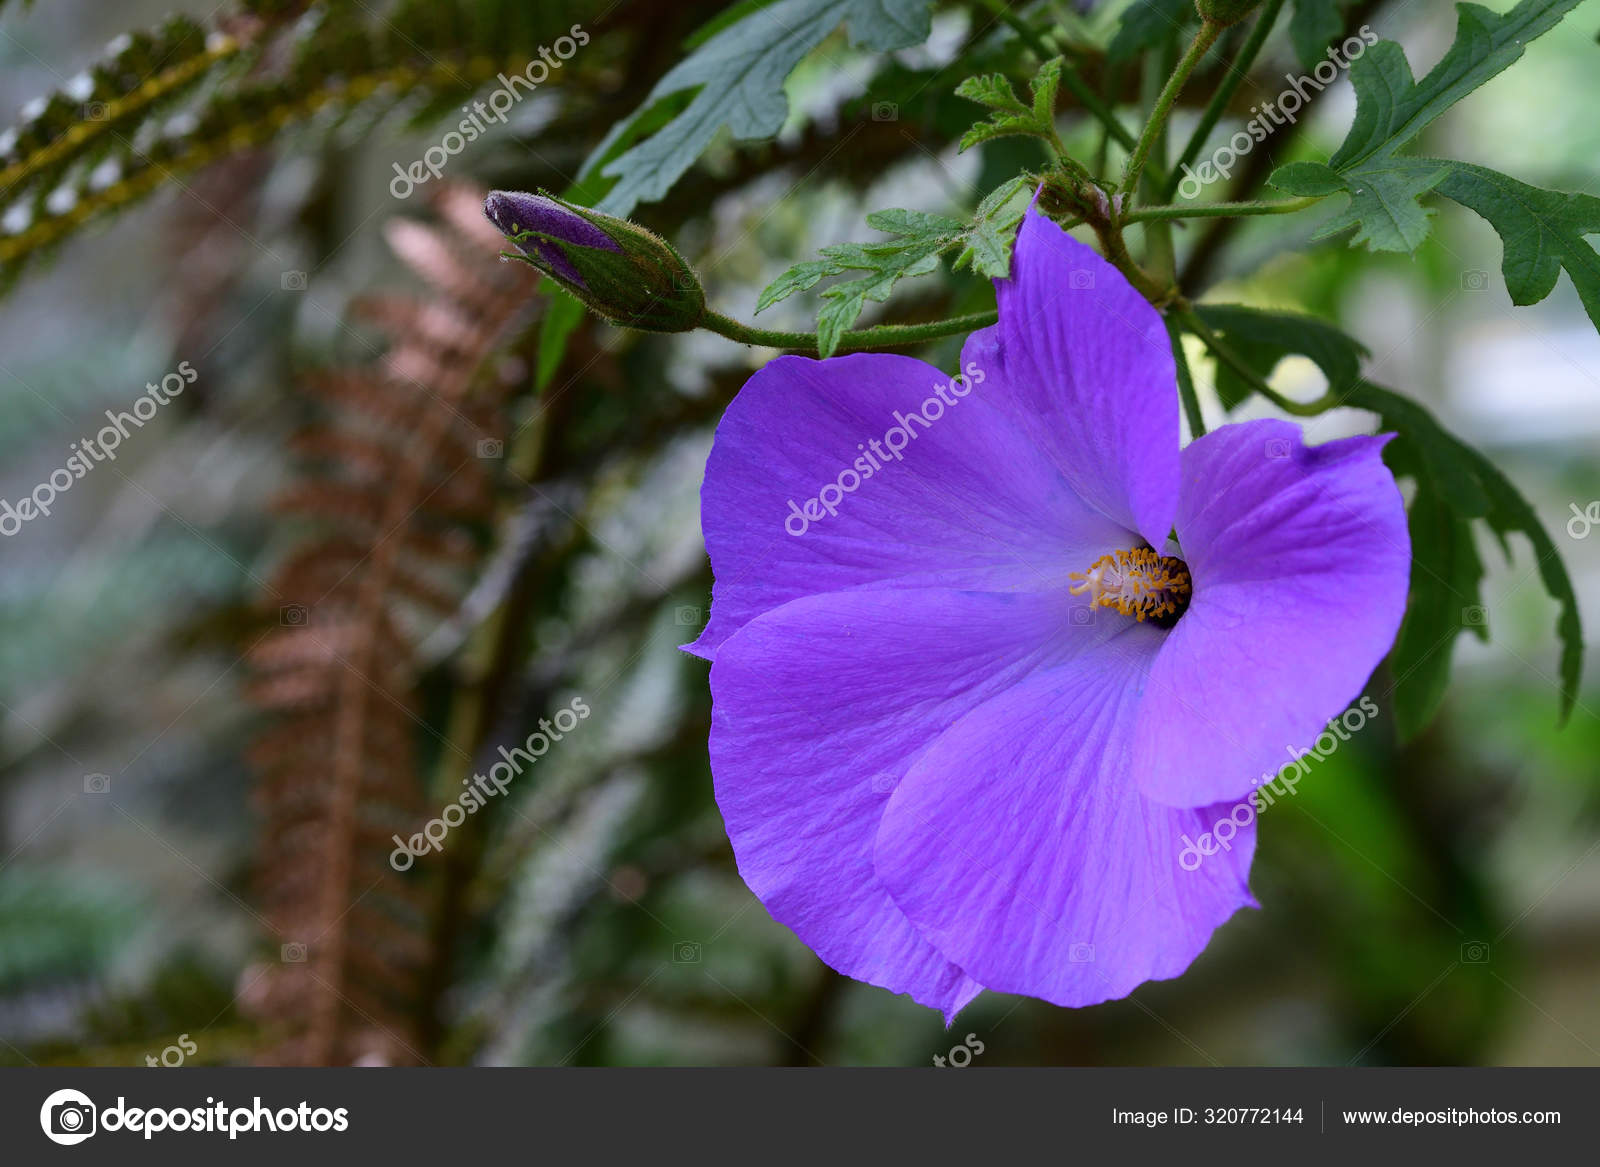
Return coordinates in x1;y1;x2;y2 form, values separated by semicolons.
0;0;608;294
249;183;537;1065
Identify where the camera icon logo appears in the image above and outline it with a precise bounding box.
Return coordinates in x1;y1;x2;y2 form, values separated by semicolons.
1264;437;1292;460
869;772;897;794
870;101;898;122
1460;940;1490;964
673;605;702;627
83;773;111;794
1461;270;1490;291
1068;942;1095;963
279;603;309;626
1462;605;1487;627
476;438;504;459
83;102;110;122
1070;605;1096;626
281;941;308;963
1069;269;1095;290
40;1088;97;1145
672;940;702;964
281;270;308;291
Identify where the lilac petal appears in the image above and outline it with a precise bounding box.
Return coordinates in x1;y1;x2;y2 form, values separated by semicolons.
873;637;1256;1007
708;584;1112;1017
983;205;1180;549
690;351;1128;659
1132;419;1410;807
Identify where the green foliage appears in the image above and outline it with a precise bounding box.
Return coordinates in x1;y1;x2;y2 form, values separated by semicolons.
587;0;939;216
0;868;139;989
956;57;1064;154
1193;304;1583;736
757;176;1032;355
758;208;967;356
1272;0;1600;331
1287;0;1352;71
1108;0;1195;63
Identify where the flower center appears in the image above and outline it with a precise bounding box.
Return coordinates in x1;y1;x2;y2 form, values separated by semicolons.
1068;547;1192;627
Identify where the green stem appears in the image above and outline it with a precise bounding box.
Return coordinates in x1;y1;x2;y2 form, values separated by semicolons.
702;309;998;355
1124;195;1321;223
1165;315;1207;437
1177;307;1338;416
1163;0;1287;202
1138;36;1179;284
1121;20;1224;197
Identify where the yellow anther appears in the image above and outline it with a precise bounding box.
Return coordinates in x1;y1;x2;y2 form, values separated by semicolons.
1068;547;1192;623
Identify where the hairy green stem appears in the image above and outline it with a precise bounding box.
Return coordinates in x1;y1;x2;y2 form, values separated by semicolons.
1125;195;1322;223
1163;0;1287;202
1121;20;1224;197
702;309;998;354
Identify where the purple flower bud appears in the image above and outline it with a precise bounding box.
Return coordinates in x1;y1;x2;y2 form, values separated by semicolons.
483;189;706;333
483;190;620;288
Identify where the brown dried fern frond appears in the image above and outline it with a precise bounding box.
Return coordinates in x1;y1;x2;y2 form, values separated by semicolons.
248;184;537;1065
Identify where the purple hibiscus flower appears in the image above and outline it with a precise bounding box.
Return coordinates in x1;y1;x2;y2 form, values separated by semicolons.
687;206;1410;1018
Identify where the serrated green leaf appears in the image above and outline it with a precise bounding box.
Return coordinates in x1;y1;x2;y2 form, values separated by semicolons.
1431;162;1600;333
1274;1;1585;256
1270;160;1352;198
1330;2;1583;173
755;259;847;313
955;174;1034;277
960;116;1047;152
816;289;865;357
1030;57;1063;125
864;208;966;236
1192;304;1583;731
953;73;1027;114
1308;158;1449;253
756;206;964;316
590;0;939;216
956;57;1066;156
1389;484;1487;740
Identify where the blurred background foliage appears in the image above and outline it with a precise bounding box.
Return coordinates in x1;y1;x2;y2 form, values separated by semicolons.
0;0;1596;1066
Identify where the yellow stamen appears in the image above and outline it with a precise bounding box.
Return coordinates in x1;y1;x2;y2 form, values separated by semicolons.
1068;547;1192;623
